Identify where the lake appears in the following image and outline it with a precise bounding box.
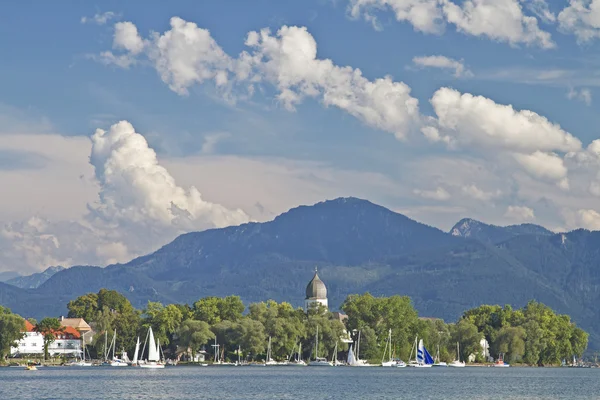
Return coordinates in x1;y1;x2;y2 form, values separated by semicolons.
1;366;599;399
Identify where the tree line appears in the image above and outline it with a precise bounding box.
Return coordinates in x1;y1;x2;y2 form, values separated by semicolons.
0;290;589;365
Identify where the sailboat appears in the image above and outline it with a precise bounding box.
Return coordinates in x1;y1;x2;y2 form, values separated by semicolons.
433;344;448;367
71;335;92;366
288;342;306;366
381;329;397;367
130;337;141;366
308;326;332;366
448;342;465;367
139;326;165;369
408;336;433;367
265;336;279;366
108;330;128;367
331;341;342;366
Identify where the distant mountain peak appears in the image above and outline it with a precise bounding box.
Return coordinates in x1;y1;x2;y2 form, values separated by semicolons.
450;218;552;244
6;265;66;289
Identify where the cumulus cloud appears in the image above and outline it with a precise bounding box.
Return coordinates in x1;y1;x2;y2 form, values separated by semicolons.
413;187;451;201
513;151;569;188
89;121;249;230
98;19;421;139
567;87;592;105
348;0;555;48
412;55;473;77
81;11;118;25
427;87;582;154
574;209;600;230
558;0;600;42
504;205;535;221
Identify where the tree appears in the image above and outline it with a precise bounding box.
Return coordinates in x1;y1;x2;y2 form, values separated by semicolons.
0;307;25;359
231;318;267;360
35;318;63;360
450;319;483;363
67;293;99;321
143;302;183;346
177;319;214;360
193;297;221;324
494;326;525;363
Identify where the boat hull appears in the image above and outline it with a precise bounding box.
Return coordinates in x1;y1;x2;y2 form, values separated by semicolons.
139;362;165;369
308;361;333;366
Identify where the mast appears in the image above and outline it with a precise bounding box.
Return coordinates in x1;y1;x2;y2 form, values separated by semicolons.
298;342;302;362
457;342;460;362
132;337;140;365
332;341;338;364
357;330;361;360
238;345;241;365
112;329;117;360
314;326;319;360
104;331;108;361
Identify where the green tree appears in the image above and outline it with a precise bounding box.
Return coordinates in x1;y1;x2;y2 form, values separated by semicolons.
0;307;25;359
231;318;267;360
143;302;183;346
193;297;221;324
450;319;483;363
494;326;526;363
67;293;99;321
35;317;63;360
177;319;214;360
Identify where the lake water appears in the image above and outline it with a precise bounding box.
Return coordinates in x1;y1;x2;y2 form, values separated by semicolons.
1;366;599;399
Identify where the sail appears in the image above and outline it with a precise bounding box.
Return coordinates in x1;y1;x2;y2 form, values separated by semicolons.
122;351;130;363
347;344;357;366
132;337;140;364
422;341;435;365
147;327;159;362
417;339;425;364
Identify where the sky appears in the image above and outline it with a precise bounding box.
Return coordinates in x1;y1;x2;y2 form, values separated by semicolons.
1;0;600;274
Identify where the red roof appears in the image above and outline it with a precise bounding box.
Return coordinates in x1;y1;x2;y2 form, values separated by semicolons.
21;319;80;338
24;320;35;332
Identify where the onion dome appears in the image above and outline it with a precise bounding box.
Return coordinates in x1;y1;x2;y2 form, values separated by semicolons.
305;268;327;300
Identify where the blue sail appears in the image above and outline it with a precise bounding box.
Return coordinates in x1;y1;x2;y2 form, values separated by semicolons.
423;346;435;365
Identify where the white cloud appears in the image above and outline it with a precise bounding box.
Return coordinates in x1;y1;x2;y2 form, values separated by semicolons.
575;209;600;230
348;0;554;48
524;0;556;24
412;55;473;77
504;205;535;221
348;0;445;34
428;87;582;154
81;11;118;25
513;151;569;187
98;19;421;139
461;184;500;201
567;87;592;105
558;0;600;42
413;187;451;201
89;121;249;230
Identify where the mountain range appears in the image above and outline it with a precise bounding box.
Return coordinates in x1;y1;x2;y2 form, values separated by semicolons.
1;197;599;350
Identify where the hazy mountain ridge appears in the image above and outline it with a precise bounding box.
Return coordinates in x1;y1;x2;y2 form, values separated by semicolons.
450;218;553;244
1;197;599;349
6;266;65;289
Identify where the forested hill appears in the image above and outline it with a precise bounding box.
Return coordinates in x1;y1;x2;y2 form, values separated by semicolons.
1;197;600;349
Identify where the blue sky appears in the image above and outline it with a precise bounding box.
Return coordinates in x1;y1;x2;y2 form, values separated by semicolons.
1;0;600;273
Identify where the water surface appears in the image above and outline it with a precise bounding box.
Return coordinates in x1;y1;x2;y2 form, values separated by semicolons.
1;366;598;399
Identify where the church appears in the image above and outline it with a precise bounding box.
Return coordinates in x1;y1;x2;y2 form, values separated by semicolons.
304;267;328;312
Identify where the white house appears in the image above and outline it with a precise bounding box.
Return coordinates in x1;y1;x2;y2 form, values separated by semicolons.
11;320;82;357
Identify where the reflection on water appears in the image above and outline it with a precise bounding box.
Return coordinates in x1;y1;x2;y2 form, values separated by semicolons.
1;366;599;400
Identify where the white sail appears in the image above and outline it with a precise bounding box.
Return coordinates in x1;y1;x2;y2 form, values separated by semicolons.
132;337;140;364
147;327;159;362
347;344;357;366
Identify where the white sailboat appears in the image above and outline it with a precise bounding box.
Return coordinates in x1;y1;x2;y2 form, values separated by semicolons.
139;326;165;369
289;342;306;366
433;344;448;367
109;330;128;367
448;342;466;367
408;336;433;368
308;326;332;366
265;336;279;366
381;329;398;367
131;337;140;366
71;333;92;366
348;330;372;366
331;341;342;366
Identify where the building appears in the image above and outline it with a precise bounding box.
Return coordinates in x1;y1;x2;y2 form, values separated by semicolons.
304;268;328;312
59;316;93;344
11;320;82;357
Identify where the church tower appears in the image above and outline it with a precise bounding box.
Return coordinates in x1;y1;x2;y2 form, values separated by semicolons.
305;267;328;312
